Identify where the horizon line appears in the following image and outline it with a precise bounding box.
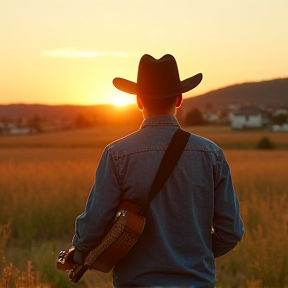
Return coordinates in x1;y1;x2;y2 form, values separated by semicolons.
1;76;287;106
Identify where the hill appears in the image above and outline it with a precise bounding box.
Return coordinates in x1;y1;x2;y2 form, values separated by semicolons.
0;103;143;126
181;78;288;113
0;103;134;120
0;78;287;123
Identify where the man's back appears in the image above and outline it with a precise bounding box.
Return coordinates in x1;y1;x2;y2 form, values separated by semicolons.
102;115;244;287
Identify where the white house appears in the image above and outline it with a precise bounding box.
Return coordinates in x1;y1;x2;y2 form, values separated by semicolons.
9;127;36;135
230;106;263;129
203;111;219;123
271;123;288;132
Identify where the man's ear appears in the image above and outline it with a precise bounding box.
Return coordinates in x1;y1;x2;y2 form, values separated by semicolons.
176;94;183;108
136;95;144;110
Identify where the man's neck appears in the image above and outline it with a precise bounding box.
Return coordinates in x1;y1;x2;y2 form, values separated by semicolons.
142;108;177;119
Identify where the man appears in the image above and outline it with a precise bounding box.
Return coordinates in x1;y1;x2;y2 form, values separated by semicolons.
72;54;244;287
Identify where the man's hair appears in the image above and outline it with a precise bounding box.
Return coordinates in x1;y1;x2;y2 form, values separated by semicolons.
139;95;178;115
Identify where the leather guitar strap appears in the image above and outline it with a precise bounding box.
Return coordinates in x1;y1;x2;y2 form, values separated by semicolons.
138;128;190;217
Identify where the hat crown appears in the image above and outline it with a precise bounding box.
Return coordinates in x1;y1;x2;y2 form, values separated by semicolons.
112;53;202;99
137;54;181;97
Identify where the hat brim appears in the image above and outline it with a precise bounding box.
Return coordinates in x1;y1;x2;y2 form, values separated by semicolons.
113;73;203;99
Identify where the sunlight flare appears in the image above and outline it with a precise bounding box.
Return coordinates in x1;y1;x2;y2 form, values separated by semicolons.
113;96;132;107
105;90;135;107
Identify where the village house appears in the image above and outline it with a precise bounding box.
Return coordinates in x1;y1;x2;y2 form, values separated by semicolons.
9;126;37;135
0;122;38;135
202;111;219;123
230;106;264;129
271;123;288;132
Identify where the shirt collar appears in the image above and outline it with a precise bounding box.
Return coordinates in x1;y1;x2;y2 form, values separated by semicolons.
140;115;180;129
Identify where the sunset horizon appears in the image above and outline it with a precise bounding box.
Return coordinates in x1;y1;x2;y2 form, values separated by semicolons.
1;75;287;107
1;0;288;106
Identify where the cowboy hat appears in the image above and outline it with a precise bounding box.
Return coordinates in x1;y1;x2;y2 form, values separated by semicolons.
113;54;202;99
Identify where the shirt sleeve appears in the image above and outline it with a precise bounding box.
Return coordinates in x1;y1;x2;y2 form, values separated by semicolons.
72;147;122;264
212;150;244;258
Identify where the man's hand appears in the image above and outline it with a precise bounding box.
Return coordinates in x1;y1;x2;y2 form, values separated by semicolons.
57;247;78;271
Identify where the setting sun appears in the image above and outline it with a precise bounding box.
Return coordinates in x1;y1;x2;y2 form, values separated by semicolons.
104;90;136;107
113;96;132;107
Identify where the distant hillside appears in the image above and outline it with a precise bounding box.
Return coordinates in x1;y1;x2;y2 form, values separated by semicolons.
0;103;143;126
0;103;122;120
182;78;288;113
1;78;287;122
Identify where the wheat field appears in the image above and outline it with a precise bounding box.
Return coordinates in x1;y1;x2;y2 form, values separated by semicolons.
0;126;288;287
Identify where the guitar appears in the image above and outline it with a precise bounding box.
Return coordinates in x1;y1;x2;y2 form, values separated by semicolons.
57;201;146;282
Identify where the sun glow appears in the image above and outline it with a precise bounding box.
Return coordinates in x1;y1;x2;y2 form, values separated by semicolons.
113;96;132;107
106;90;135;107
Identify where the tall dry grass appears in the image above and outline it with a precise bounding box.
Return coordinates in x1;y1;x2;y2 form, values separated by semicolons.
0;148;100;246
1;125;288;150
0;126;288;287
216;151;288;287
185;126;288;149
0;147;113;287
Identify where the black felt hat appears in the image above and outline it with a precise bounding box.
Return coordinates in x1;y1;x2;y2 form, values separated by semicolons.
113;54;202;99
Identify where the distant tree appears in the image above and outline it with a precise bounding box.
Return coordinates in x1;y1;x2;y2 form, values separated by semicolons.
272;113;288;125
28;115;41;131
0;117;10;126
75;113;90;128
184;108;205;126
257;137;275;150
16;117;22;127
206;102;213;110
219;110;228;118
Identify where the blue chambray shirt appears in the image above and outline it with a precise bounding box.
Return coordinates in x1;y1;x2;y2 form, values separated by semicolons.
72;115;244;287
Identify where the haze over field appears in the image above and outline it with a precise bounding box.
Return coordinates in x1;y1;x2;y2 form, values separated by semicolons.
1;0;288;106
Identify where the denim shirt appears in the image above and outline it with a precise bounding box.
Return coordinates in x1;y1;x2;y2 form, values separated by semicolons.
72;115;244;287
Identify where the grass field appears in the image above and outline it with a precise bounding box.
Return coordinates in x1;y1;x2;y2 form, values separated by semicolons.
1;125;288;149
0;125;288;287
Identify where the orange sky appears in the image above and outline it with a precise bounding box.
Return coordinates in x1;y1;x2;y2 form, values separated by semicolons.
0;0;287;106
